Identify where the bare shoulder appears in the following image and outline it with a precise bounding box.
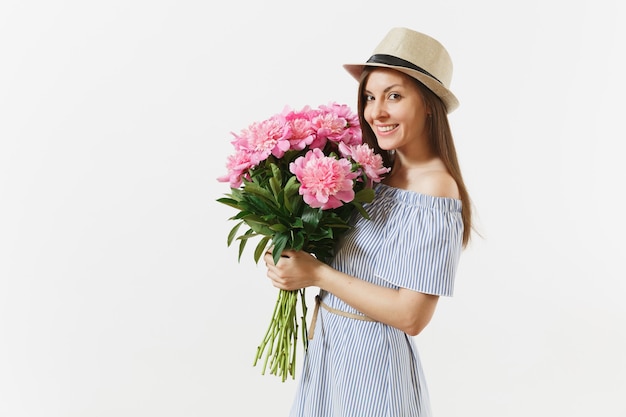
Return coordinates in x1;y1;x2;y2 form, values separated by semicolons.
412;170;459;199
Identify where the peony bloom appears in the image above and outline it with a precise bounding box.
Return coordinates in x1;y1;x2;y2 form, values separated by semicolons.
280;106;316;151
217;149;256;188
339;142;391;187
232;117;291;162
314;102;362;147
290;148;359;209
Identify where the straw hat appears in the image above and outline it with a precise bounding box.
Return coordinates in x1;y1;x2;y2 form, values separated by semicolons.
343;27;459;113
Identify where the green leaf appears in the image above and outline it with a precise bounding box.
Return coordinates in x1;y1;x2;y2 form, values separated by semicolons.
232;210;252;220
227;221;244;246
216;197;243;210
270;163;283;191
246;222;274;236
269;176;282;202
306;227;334;242
291;231;305;251
243;182;276;206
238;211;268;223
237;232;261;241
242;194;278;216
354;188;375;203
272;233;289;265
301;206;322;233
237;229;255;262
282;176;301;214
254;235;272;263
269;223;288;232
321;222;352;230
270;162;282;179
284;175;300;196
229;188;245;201
351;201;371;220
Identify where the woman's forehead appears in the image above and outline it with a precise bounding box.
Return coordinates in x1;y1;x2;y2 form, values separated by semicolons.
365;68;417;89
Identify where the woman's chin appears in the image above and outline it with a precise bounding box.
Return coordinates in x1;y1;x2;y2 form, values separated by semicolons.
376;141;396;151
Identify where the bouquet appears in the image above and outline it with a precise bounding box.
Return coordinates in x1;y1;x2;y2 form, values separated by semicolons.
217;102;389;381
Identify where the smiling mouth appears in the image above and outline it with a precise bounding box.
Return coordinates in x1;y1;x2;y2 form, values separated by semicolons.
377;124;398;133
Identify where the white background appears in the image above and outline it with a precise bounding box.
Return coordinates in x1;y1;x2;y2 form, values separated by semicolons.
1;1;624;416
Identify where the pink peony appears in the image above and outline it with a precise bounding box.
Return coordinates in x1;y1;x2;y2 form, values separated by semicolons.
232;117;291;162
280;106;316;151
313;102;362;147
289;148;359;209
217;149;256;188
339;142;390;187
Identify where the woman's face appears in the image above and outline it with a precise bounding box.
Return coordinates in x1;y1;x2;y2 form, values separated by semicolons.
363;68;429;153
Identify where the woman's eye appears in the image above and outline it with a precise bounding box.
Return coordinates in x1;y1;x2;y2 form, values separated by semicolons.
388;93;401;100
364;94;374;101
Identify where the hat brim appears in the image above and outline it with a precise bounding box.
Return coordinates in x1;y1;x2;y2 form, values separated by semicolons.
343;63;459;113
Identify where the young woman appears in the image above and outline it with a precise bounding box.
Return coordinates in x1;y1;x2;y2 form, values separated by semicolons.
264;27;472;417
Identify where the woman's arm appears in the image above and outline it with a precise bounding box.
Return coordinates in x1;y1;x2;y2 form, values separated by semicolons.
264;250;439;336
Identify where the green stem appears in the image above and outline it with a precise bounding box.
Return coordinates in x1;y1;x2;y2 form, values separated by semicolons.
253;288;308;381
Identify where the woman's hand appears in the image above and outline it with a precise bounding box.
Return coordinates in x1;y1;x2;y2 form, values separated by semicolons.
263;249;325;291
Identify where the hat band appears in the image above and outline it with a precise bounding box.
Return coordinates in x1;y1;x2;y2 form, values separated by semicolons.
366;54;442;85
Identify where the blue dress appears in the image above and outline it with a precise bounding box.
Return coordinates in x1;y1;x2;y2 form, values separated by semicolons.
289;183;464;417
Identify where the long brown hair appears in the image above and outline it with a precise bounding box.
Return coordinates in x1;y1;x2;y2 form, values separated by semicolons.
356;68;473;246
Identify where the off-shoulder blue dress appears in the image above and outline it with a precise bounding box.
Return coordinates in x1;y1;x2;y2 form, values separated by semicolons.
289;183;464;417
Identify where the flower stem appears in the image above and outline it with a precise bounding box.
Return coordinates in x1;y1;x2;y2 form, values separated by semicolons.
253;288;308;381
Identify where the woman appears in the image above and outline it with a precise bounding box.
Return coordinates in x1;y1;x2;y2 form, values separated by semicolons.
264;27;472;417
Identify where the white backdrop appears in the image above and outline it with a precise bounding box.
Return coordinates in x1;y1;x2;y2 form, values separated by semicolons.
1;1;624;416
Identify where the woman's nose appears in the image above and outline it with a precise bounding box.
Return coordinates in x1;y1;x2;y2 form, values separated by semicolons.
371;100;387;119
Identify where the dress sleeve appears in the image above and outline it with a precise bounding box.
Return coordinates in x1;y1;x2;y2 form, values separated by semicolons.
373;205;463;297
